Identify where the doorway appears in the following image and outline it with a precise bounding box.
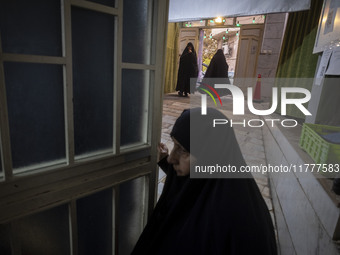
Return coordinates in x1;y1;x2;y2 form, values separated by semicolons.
177;16;265;87
200;27;240;84
158;15;266;198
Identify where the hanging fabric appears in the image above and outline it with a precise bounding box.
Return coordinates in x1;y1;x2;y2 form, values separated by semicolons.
169;0;311;22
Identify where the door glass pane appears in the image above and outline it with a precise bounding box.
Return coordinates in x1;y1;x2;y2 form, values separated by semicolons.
0;0;62;56
14;204;70;255
0;224;11;255
121;69;150;147
122;0;153;64
86;0;116;7
77;188;113;255
118;176;147;255
4;62;66;170
72;7;115;157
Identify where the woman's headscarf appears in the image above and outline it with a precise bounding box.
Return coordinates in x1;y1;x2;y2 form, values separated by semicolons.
181;42;197;60
199;49;231;97
175;43;198;94
170;108;247;176
204;49;229;79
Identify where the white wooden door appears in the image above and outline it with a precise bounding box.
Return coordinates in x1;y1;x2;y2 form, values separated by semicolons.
178;28;199;57
234;25;264;92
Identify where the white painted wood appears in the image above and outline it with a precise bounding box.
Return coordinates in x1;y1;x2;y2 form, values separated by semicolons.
113;1;123;156
71;0;118;15
0;33;13;181
0;157;151;223
64;0;75;166
147;0;170;213
121;62;156;70
1;54;66;65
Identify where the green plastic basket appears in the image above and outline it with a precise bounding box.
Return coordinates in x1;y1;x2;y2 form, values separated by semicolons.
299;123;340;165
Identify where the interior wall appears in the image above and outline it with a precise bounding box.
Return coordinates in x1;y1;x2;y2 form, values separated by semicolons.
263;121;340;255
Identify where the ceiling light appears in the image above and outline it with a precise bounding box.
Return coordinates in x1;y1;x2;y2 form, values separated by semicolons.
214;17;223;23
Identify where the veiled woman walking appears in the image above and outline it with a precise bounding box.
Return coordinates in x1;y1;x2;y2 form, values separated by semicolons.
175;42;198;97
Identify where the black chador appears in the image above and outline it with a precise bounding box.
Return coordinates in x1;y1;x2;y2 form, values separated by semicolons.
176;42;198;96
132;108;277;255
199;49;231;97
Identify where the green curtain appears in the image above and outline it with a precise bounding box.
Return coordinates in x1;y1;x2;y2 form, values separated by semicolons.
276;0;323;119
164;23;180;93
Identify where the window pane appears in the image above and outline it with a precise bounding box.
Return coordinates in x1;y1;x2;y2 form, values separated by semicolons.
86;0;116;7
4;62;65;170
118;177;147;255
0;224;11;255
72;7;115;157
77;188;113;255
0;0;62;56
14;205;70;255
122;0;152;64
121;69;150;147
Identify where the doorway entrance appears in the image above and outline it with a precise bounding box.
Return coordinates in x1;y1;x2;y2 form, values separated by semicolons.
178;15;265;86
158;15;266;198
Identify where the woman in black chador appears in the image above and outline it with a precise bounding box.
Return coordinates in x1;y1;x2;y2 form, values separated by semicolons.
132;108;278;255
176;42;198;97
199;48;231;97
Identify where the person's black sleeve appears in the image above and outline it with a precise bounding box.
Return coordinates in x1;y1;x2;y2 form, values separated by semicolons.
158;156;169;175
